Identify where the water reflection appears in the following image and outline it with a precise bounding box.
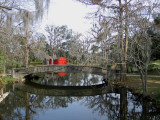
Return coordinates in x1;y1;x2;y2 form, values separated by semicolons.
54;72;67;77
26;72;104;86
0;86;10;104
0;87;160;120
47;72;67;77
0;72;160;120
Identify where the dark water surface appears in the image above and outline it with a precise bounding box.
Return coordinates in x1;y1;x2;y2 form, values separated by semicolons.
0;72;160;120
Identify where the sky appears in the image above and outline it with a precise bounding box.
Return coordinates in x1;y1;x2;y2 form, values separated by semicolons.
39;0;97;34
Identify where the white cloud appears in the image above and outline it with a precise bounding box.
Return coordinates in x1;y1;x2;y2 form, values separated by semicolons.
40;0;96;34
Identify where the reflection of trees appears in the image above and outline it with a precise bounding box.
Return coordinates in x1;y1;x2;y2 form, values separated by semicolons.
83;94;120;119
127;92;160;120
0;84;160;120
82;88;160;120
0;91;27;120
30;72;103;86
46;96;74;108
0;90;78;119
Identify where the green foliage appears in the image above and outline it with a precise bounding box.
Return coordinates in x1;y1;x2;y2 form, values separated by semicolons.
6;60;22;69
0;77;6;85
13;34;25;45
154;15;160;25
30;61;43;66
107;64;112;69
147;14;160;60
0;54;22;73
3;76;17;82
0;76;17;85
149;60;160;70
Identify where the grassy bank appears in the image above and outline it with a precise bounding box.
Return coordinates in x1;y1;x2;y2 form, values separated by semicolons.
0;76;17;86
115;75;160;103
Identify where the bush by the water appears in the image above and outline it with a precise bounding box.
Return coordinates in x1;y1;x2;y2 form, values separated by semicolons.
0;77;6;85
149;60;160;71
0;76;17;85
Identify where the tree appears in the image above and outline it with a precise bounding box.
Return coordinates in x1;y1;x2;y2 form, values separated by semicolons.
148;14;160;60
0;0;50;68
76;0;131;80
76;0;160;78
68;33;83;64
130;29;152;95
127;0;160;95
29;33;48;62
88;17;117;67
45;25;72;59
19;1;50;67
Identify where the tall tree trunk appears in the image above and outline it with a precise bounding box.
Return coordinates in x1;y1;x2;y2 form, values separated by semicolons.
3;59;6;74
118;0;124;81
140;40;151;96
25;25;29;68
3;46;6;74
140;70;147;96
123;0;129;80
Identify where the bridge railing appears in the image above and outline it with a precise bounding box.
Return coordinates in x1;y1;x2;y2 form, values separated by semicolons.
12;65;120;80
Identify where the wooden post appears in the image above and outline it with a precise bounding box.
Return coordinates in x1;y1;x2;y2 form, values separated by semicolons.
0;87;3;97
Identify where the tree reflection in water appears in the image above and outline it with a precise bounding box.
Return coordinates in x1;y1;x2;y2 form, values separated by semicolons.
0;72;160;120
1;90;160;120
28;72;104;86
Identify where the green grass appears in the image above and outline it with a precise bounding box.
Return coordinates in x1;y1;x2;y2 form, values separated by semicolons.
0;76;18;86
3;76;17;82
29;61;43;66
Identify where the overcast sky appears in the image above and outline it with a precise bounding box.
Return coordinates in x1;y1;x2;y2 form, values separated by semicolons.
38;0;97;34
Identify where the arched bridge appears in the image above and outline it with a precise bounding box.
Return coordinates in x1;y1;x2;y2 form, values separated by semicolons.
12;65;108;79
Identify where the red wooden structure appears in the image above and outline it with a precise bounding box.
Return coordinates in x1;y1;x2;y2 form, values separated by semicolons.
48;57;67;65
49;59;52;65
53;59;58;64
54;57;67;65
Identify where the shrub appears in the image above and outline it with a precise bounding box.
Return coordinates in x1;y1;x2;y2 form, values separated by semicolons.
29;61;43;66
0;77;6;85
3;76;17;82
149;60;160;71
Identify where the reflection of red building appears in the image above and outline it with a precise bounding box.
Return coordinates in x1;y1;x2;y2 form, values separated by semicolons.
54;72;67;77
47;72;67;77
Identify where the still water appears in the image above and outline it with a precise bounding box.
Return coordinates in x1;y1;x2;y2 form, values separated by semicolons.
0;72;160;120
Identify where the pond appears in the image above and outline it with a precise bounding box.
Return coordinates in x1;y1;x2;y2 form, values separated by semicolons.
0;71;160;120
